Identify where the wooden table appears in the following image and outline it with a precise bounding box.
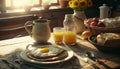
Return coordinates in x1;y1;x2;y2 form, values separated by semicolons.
0;34;120;69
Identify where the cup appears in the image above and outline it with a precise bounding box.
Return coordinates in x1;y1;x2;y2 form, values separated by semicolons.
63;31;76;45
53;27;64;44
42;3;51;10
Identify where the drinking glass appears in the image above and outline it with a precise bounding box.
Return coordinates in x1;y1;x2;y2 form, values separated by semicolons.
63;31;76;45
53;27;64;44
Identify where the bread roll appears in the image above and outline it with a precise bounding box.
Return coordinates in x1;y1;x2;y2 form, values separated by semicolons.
102;17;120;28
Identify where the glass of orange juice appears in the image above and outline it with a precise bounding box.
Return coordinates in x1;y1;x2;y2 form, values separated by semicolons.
63;31;76;45
53;27;64;44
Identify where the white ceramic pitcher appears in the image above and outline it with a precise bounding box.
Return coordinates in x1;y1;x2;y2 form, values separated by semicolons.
99;4;111;19
24;19;51;43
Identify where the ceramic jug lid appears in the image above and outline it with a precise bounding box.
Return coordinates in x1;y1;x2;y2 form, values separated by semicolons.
99;4;109;9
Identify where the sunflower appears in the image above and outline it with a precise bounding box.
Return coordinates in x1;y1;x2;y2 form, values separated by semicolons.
86;0;93;7
68;0;93;11
69;0;79;9
79;0;88;8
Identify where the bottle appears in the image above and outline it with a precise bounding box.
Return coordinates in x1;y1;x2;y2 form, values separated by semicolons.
63;14;76;45
63;14;76;32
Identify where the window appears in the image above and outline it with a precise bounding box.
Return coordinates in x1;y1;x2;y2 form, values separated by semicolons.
5;0;58;9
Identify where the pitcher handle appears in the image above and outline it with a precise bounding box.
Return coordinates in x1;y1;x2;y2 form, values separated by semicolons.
24;21;33;35
108;7;112;17
26;44;34;51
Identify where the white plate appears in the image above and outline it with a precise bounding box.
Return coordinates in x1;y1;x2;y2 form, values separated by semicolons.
20;45;74;64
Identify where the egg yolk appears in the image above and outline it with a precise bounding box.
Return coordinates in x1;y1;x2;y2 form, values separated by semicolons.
40;48;49;53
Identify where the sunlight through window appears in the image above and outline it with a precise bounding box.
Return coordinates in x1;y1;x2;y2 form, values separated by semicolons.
5;0;57;8
5;0;12;7
5;0;40;8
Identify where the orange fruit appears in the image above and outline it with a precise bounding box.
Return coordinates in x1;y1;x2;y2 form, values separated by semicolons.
81;30;92;39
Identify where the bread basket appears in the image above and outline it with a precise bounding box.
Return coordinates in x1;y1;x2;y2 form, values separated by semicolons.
88;35;120;53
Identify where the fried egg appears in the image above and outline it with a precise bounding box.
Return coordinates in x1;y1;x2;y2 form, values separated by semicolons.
30;46;65;58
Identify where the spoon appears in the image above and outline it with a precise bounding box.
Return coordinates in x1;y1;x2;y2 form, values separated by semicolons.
86;51;112;69
86;51;97;61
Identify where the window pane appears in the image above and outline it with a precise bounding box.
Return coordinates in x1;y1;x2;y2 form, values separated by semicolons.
5;0;57;8
5;0;12;7
5;0;40;7
42;0;57;4
50;0;57;3
13;0;25;7
33;0;40;5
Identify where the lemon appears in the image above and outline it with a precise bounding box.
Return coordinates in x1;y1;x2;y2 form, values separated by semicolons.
81;30;92;39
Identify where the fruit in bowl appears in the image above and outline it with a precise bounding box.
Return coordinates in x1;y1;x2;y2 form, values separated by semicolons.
84;17;120;35
84;17;105;27
81;30;92;40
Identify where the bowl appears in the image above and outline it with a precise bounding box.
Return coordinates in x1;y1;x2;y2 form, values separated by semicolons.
87;26;120;35
84;18;120;35
88;35;120;52
42;4;51;10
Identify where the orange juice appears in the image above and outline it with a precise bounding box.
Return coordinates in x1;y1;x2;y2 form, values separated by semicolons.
54;32;63;43
63;31;76;45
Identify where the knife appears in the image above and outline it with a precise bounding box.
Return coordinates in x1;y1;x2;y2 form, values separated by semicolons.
75;52;100;69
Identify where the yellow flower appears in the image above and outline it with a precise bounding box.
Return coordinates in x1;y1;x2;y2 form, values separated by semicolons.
68;0;93;11
79;0;88;8
87;0;93;7
69;0;79;9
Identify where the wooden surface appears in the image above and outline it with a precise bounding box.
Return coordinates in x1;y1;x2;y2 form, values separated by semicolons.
0;34;120;69
0;14;38;40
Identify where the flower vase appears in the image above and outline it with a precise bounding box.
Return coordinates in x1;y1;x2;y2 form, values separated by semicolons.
73;10;86;34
